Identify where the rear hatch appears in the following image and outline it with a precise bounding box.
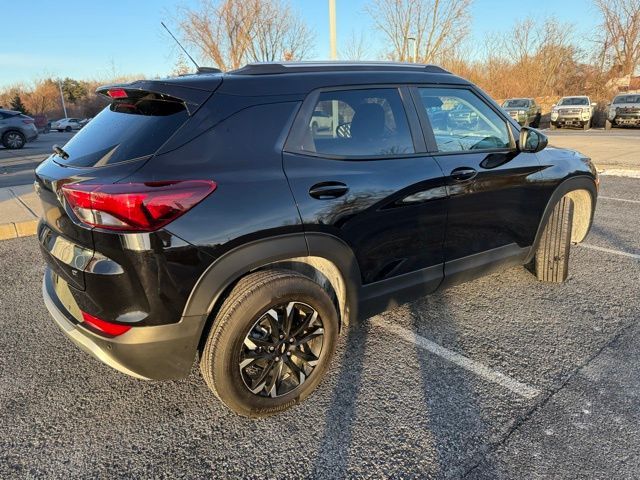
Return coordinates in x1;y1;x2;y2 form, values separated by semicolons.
35;76;221;290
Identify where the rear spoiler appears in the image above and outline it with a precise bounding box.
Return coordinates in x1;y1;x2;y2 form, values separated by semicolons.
96;76;222;115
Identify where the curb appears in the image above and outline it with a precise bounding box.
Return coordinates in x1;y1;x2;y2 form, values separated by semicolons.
0;220;38;241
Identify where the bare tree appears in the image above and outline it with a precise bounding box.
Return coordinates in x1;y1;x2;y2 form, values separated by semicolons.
594;0;640;77
366;0;473;63
176;0;314;71
340;31;370;60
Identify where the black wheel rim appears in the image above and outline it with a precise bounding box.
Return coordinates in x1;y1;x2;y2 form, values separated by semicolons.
239;301;324;398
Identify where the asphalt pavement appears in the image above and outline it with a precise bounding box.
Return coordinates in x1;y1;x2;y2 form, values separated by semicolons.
0;175;638;478
0;131;74;188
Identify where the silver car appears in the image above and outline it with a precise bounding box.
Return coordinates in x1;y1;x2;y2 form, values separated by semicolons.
0;109;39;149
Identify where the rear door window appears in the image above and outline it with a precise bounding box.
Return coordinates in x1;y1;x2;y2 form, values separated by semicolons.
54;91;189;167
299;88;415;157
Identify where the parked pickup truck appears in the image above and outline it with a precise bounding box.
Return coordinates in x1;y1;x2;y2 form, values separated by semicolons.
550;96;596;130
501;98;541;127
606;94;640;129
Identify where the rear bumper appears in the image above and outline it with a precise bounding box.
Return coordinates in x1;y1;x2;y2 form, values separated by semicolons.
42;268;205;380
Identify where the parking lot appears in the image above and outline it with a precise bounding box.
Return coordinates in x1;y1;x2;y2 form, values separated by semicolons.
1;130;639;478
0;132;74;188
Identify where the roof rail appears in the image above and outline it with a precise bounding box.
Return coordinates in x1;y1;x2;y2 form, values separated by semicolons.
229;61;451;75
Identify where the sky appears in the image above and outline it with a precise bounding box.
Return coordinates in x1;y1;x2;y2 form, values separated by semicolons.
0;0;601;88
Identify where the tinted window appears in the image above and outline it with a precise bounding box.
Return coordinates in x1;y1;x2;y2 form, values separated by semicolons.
302;88;414;157
54;92;188;167
418;88;511;152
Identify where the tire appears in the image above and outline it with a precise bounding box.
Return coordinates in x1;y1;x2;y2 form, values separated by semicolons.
200;269;339;417
531;113;541;128
605;119;613;130
65;126;72;132
1;131;26;149
583;119;591;131
550;123;557;130
57;129;63;132
533;196;574;283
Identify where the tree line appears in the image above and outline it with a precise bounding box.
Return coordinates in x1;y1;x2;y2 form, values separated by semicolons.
2;0;638;119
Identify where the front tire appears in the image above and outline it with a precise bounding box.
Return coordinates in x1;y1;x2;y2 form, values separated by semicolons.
583;120;591;131
65;126;72;132
532;196;574;283
605;119;613;130
550;122;557;130
200;269;339;417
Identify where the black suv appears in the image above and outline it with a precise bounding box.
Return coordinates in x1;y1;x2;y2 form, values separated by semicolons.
36;62;597;417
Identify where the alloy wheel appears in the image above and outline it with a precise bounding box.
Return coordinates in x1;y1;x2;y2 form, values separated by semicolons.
5;132;24;149
239;301;325;398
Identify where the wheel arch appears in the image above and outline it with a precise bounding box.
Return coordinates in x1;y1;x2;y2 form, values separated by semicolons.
525;175;597;264
183;232;362;351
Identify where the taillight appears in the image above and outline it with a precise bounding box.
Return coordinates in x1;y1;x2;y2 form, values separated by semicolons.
81;310;131;336
107;88;128;98
61;180;216;232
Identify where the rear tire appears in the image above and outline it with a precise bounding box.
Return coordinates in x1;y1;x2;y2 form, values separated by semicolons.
533;196;574;283
200;269;339;417
65;126;72;132
1;131;25;149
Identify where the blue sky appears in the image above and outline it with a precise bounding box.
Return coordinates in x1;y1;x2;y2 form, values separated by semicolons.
1;0;600;87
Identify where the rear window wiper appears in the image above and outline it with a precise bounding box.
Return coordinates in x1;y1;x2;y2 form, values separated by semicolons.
52;144;69;160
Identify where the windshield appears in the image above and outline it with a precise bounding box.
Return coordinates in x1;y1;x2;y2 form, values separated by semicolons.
558;97;589;106
502;99;530;108
613;95;640;104
54;92;188;168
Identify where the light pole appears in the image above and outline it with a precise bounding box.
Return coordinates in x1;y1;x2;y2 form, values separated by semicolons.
406;36;417;63
329;0;337;60
58;79;68;119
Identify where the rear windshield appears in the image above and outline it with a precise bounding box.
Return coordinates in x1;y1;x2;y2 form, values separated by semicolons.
54;92;188;167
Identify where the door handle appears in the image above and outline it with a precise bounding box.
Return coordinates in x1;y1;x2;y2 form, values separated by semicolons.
309;181;349;199
450;167;477;182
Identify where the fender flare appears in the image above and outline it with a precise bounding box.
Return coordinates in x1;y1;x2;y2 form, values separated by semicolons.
524;175;597;264
182;231;362;329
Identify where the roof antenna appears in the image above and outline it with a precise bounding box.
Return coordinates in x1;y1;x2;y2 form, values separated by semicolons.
161;21;214;74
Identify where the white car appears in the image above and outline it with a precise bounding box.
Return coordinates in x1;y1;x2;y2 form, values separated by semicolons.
550;96;596;130
51;118;82;132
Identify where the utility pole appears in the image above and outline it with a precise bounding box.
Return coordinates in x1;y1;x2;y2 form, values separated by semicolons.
329;0;337;60
58;79;68;118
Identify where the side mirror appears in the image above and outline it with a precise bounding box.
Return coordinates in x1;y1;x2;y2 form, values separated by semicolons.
591;102;597;107
519;127;548;153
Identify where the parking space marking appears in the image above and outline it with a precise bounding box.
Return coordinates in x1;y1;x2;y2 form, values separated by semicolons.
578;243;640;260
599;196;640;205
371;317;541;399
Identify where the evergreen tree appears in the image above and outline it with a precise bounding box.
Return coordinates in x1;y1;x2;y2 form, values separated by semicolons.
10;94;30;115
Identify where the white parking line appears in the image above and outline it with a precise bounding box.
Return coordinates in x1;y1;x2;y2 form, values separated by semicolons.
371;317;541;400
599;196;640;205
578;243;640;260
